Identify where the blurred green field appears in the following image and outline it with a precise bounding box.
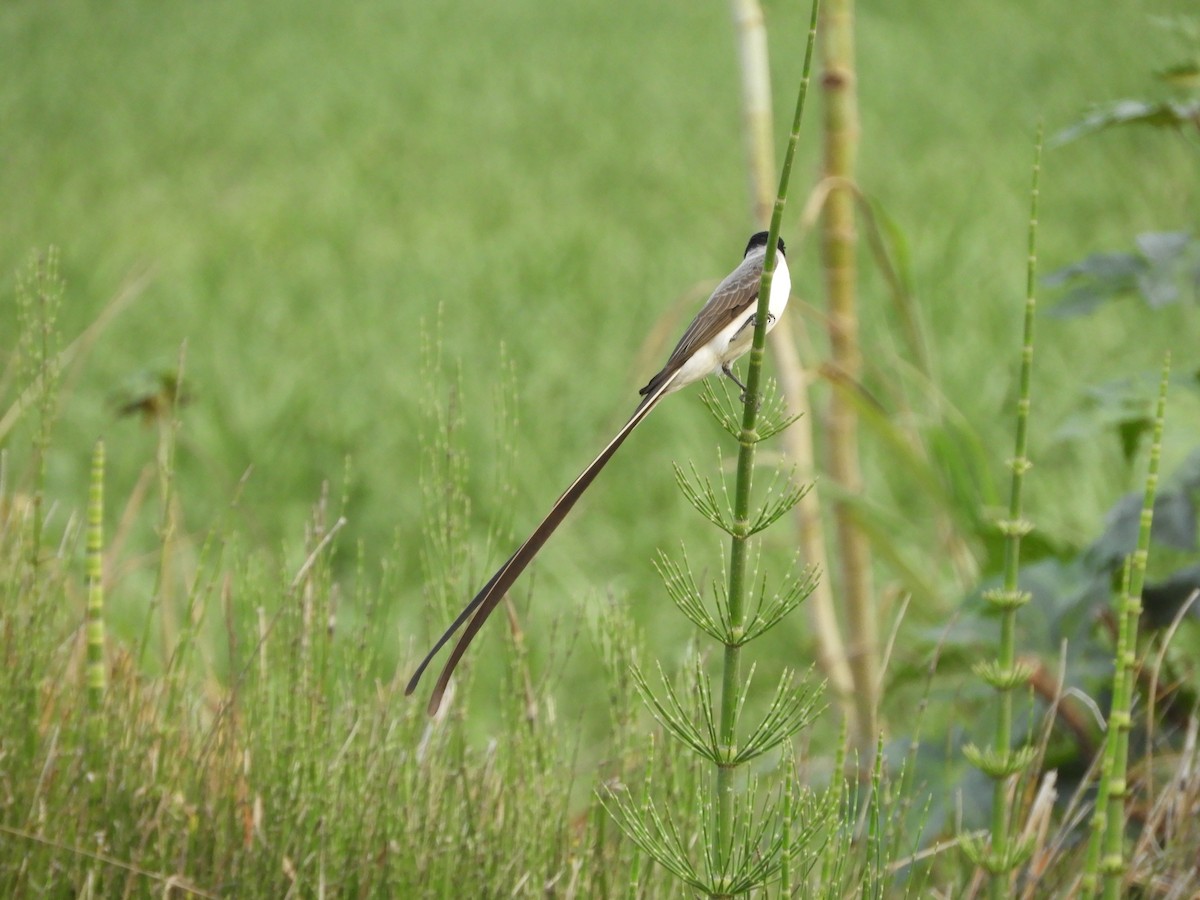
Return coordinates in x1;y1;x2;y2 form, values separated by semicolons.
2;0;1196;715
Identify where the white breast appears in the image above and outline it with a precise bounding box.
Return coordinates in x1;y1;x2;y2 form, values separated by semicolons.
668;252;791;392
720;252;790;364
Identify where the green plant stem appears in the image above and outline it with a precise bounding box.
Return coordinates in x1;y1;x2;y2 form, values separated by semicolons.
731;0;855;721
958;133;1042;893
714;0;820;878
86;439;106;712
1095;359;1168;899
780;750;793;895
979;134;1042;898
989;137;1042;898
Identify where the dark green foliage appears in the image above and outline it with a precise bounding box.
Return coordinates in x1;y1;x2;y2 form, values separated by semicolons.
1045;232;1200;318
1052;99;1200;145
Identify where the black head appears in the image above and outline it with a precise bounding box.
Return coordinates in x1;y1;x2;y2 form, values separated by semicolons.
745;231;786;257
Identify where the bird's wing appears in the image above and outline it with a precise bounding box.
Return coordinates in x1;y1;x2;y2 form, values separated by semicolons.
638;255;765;396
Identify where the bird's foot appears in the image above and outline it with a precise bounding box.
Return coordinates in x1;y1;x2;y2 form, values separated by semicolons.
722;363;757;404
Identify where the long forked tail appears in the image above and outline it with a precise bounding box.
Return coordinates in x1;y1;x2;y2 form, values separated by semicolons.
406;378;675;715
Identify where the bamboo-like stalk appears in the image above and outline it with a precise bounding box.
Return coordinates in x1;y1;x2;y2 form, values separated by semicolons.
730;0;777;226
819;0;879;757
729;0;855;714
770;316;854;703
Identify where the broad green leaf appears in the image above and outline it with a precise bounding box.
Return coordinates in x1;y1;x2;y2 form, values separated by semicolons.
1052;98;1200;145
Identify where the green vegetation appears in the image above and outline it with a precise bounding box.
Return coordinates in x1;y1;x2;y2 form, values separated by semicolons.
3;0;1199;895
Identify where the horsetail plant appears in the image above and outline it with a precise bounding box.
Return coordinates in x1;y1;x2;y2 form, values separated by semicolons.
1079;358;1170;899
83;437;108;820
604;2;829;894
86;439;106;713
8;251;65;769
14;247;63;574
961;133;1043;896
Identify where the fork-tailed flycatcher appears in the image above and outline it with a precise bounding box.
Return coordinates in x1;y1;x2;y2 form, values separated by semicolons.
407;231;790;714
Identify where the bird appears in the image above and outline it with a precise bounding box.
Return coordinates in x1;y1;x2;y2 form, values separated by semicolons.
407;230;790;714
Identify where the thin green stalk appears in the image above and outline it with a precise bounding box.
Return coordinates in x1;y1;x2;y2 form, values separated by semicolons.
961;132;1042;895
820;717;849;889
1100;364;1169;897
1080;359;1169;898
731;0;855;722
781;746;794;895
626;736;655;900
86;439;106;712
714;0;820;877
1079;561;1128;895
989;134;1041;891
865;732;886;900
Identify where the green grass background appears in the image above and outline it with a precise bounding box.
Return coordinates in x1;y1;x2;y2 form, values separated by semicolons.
2;0;1196;717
